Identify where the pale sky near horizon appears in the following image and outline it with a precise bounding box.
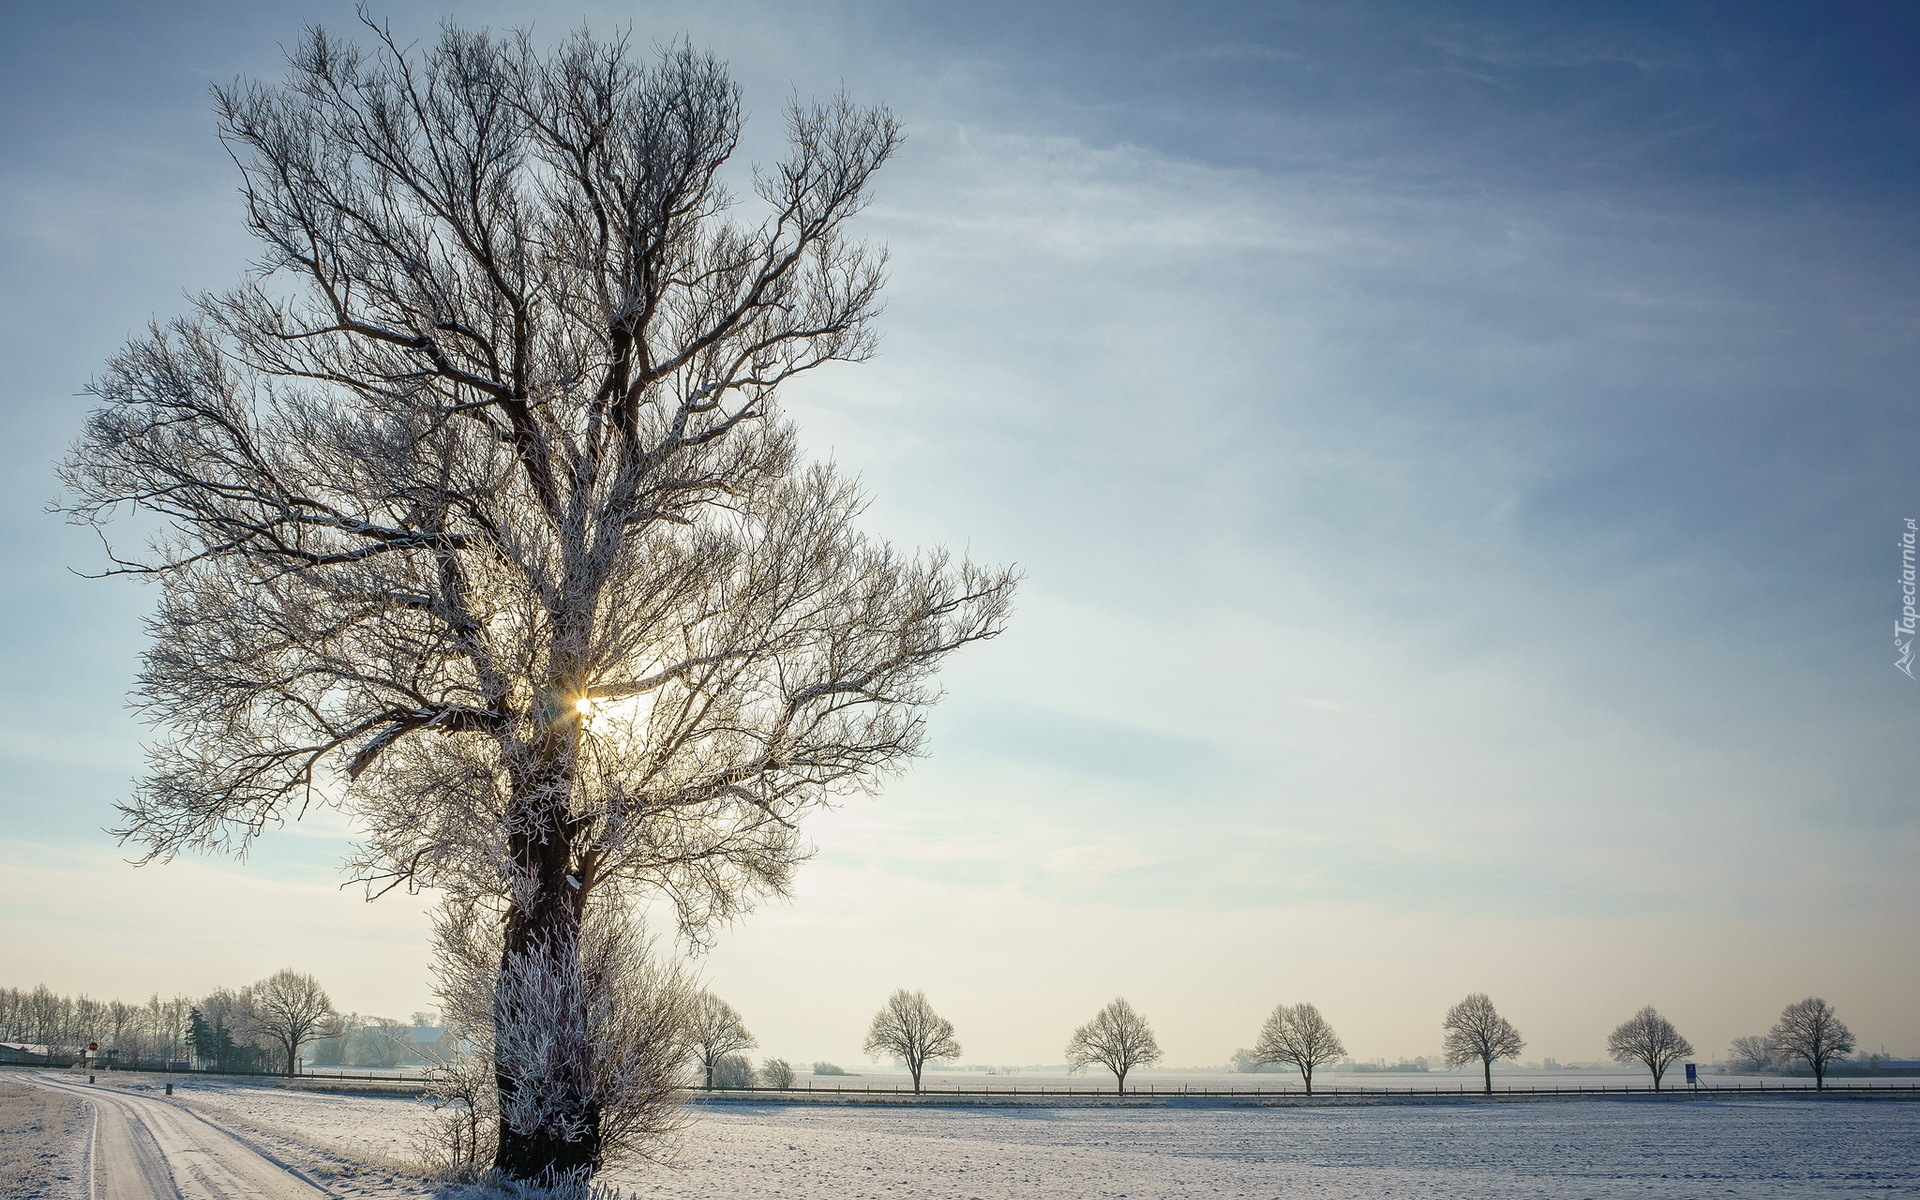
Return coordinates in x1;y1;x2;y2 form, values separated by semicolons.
2;0;1918;1069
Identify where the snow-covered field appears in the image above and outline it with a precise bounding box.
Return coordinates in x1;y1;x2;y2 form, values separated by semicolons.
103;1075;1920;1198
628;1097;1920;1198
170;1077;431;1168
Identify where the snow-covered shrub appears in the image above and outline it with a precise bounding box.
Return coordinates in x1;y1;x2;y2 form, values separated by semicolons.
427;895;696;1179
759;1058;795;1088
441;1173;647;1200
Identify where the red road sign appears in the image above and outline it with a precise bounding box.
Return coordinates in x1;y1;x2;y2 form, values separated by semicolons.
88;1042;98;1051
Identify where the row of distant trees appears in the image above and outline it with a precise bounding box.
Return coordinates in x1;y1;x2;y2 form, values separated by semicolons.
9;972;1863;1097
1436;995;1859;1092
0;986;195;1064
0;970;427;1076
682;989;1864;1095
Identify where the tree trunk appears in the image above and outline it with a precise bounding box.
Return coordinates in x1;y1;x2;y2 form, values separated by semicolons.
492;753;600;1184
911;1062;922;1094
493;893;599;1180
1482;1058;1492;1094
1115;1068;1126;1095
1814;1060;1824;1091
287;1044;297;1077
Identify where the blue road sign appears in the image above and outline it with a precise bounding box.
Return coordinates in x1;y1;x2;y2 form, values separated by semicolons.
1684;1062;1697;1084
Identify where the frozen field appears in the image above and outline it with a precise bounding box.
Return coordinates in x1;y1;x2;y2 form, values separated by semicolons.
630;1097;1920;1198
83;1074;1920;1199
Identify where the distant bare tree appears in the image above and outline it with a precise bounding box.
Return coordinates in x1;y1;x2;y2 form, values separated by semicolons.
60;14;1014;1187
1727;1035;1775;1074
1605;1006;1693;1090
246;969;341;1076
688;991;757;1089
863;989;960;1093
1066;998;1162;1094
1441;993;1524;1094
106;1001;138;1058
1769;998;1855;1090
142;993;193;1064
1253;1002;1346;1094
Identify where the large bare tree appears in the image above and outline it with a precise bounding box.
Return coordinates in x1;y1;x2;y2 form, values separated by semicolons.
1440;993;1523;1095
1252;1002;1345;1094
1769;997;1854;1090
60;17;1013;1188
1065;998;1161;1094
246;969;342;1076
863;988;959;1093
1604;1006;1692;1090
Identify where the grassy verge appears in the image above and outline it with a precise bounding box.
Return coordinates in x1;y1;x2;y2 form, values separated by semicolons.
0;1075;89;1200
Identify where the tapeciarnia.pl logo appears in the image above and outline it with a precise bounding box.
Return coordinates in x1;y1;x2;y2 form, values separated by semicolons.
1900;518;1917;679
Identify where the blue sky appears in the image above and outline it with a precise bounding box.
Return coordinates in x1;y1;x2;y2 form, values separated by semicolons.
2;0;1917;1066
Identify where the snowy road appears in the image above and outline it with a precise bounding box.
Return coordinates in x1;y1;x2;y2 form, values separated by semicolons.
26;1073;332;1200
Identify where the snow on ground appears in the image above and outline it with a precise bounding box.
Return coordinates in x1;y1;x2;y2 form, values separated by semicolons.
57;1074;1920;1198
74;1073;438;1199
0;1072;87;1200
608;1096;1920;1199
165;1076;437;1166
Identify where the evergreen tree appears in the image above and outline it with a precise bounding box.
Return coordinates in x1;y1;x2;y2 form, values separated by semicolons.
186;1008;215;1063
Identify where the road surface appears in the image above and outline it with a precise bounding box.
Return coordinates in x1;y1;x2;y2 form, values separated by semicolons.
26;1072;332;1200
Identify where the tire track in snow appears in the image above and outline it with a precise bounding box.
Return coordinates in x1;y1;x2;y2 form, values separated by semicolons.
27;1072;333;1200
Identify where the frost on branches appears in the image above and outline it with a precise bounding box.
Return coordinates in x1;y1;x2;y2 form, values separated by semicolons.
1065;999;1162;1094
60;15;1013;1189
427;898;694;1181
